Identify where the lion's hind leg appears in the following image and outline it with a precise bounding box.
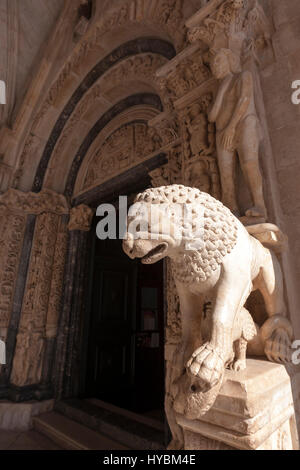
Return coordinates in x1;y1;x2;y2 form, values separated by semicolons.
257;246;293;363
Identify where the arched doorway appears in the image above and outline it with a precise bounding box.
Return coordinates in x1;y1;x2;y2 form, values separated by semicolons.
84;204;165;416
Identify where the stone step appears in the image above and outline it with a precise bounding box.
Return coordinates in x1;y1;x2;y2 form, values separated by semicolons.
33;411;129;450
55;399;166;450
85;398;164;432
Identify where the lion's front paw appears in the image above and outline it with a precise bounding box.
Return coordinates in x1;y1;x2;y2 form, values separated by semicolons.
186;342;225;391
264;328;292;364
231;359;246;372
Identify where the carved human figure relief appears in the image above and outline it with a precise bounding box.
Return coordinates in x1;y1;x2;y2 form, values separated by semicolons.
122;185;293;449
208;48;267;220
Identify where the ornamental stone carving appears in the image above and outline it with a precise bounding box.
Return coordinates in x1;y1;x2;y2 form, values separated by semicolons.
0;188;69;215
0;209;26;339
182;94;215;160
46;220;68;338
158;49;211;103
11;212;61;387
187;0;271;61
148;112;180;147
68;204;94;232
0;189;68;356
122;185;293;449
83;123;163;191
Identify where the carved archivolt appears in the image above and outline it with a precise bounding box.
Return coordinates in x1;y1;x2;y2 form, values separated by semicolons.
14;0;187;188
33;0;185;126
46;53;169;178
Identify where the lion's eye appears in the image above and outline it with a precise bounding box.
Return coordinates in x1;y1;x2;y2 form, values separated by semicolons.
136;224;140;232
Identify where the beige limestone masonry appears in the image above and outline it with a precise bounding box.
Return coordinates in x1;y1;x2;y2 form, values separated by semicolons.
0;0;299;450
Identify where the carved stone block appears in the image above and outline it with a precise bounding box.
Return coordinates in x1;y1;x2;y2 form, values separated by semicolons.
177;359;300;450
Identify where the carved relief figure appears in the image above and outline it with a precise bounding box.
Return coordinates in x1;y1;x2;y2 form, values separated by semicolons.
123;185;293;448
185;160;211;193
208;48;266;219
185;103;214;159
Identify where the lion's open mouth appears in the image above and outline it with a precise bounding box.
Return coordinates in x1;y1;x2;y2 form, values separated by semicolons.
141;243;168;264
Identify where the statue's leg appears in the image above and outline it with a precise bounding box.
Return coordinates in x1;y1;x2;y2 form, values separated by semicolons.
238;116;267;218
216;137;239;215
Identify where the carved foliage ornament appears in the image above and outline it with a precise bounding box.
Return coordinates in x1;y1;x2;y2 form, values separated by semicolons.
149;144;183;189
159;50;211;102
148;112;180;147
11;212;61;387
187;0;272;63
68;204;94;232
0;189;69;215
0;210;26;331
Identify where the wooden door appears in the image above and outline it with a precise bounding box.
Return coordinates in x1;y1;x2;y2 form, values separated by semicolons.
85;236;138;409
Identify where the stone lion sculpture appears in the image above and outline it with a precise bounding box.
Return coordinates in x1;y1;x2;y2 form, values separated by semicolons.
122;185;293;448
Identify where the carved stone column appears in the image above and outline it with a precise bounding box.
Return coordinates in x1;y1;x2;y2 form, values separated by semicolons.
53;204;93;399
8;190;69;400
0;192;28;384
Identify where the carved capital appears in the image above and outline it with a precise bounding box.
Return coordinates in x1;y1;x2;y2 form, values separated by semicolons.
157;47;211;103
0;189;69;215
186;0;272;62
68;204;94;231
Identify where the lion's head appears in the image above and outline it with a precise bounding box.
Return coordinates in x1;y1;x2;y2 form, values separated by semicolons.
123;185;238;283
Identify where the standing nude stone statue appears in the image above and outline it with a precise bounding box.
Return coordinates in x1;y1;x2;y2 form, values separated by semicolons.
208;48;267;219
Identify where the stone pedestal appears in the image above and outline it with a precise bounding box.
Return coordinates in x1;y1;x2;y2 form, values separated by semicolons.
176;359;300;450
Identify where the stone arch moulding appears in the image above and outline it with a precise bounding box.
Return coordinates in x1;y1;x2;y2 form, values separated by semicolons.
64;92;163;199
15;37;175;194
43;52;171;194
73;105;162;199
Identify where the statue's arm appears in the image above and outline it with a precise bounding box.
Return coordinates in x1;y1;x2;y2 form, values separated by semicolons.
226;71;252;131
220;71;253;150
208;75;233;123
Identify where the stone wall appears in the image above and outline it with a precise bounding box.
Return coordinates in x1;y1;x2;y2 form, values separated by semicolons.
260;0;300;335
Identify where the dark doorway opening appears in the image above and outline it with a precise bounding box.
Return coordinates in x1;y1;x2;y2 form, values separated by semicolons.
84;208;165;418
